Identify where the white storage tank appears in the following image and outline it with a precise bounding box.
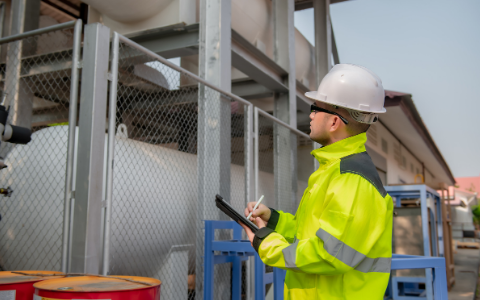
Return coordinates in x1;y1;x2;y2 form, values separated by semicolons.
0;125;307;275
83;0;317;91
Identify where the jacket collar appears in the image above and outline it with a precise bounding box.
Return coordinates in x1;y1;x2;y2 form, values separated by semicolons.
311;133;367;167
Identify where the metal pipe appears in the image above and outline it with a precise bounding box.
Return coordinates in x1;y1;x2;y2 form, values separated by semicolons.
245;104;252;207
102;32;120;276
254;106;259;201
0;20;76;45
256;107;310;140
0;2;6;39
61;18;82;273
117;34;252;107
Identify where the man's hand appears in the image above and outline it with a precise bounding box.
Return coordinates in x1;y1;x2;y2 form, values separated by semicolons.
244;202;271;223
240;217;266;246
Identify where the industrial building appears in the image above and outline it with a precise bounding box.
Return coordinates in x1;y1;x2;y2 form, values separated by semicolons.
0;0;473;299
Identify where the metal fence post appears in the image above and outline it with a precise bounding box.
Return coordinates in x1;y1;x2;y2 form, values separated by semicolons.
245;104;254;210
254;107;259;202
197;0;232;298
102;31;120;276
273;0;297;214
70;23;110;274
61;18;83;274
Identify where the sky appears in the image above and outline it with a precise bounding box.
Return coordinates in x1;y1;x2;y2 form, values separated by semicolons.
294;0;480;178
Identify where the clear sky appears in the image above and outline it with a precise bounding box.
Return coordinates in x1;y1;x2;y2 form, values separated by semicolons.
294;0;480;178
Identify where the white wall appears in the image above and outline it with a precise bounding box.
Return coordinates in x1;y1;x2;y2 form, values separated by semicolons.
366;121;425;185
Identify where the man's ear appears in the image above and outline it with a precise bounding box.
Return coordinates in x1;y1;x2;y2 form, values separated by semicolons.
329;116;342;132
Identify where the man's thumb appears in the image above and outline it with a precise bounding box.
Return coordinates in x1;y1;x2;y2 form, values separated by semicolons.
255;217;265;228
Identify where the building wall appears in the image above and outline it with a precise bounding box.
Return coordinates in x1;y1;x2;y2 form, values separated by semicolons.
365;121;426;186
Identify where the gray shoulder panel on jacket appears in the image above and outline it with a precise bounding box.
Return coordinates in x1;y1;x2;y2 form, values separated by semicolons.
340;152;387;198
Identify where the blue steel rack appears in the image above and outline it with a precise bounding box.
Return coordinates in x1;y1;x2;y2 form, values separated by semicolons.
390;254;448;300
204;220;449;300
204;220;286;300
385;185;445;300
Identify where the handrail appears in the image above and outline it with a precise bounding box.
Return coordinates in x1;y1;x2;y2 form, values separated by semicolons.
256;107;310;140
0;20;76;45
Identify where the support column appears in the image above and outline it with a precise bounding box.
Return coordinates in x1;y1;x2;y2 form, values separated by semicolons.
70;23;110;274
313;0;332;169
5;0;40;128
314;0;332;81
196;0;231;299
273;0;297;213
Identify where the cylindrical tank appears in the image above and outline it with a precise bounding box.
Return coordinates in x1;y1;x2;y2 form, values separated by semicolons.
0;271;64;300
82;0;317;90
0;126;305;275
34;275;161;300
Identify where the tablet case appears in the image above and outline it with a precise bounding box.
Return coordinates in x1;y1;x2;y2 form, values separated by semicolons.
215;194;259;233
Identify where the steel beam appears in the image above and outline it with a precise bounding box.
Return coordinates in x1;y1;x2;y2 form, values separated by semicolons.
272;0;298;216
331;19;340;65
131;26;289;92
62;19;83;273
232;80;273;100
6;0;40;128
197;0;232;299
314;0;332;84
231;30;287;92
70;23;110;274
31;109;69;126
129;23;200;59
312;0;331;168
272;0;296;125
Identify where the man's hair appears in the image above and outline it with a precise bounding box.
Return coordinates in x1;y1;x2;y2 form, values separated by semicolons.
330;105;370;136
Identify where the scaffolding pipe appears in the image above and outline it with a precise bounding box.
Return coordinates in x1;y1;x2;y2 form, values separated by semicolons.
61;18;83;274
102;31;120;276
0;20;76;45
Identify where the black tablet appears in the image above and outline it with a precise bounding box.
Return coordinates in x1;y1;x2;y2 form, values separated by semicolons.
215;194;259;233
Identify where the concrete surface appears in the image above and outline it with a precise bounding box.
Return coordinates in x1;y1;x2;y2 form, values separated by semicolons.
448;248;480;300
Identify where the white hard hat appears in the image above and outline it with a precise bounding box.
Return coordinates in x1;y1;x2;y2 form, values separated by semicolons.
305;64;386;124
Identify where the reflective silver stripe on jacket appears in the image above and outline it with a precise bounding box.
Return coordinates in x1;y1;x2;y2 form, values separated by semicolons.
282;239;301;271
316;228;391;273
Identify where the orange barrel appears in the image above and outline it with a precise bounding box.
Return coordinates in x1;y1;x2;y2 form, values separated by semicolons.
34;275;161;300
0;271;64;300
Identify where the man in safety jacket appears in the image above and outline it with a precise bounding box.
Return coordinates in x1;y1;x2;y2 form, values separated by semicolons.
241;64;393;299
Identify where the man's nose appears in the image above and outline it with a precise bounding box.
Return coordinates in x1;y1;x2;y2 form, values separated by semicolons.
309;112;315;120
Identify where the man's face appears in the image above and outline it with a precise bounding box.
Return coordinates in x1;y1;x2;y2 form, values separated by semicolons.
309;101;332;145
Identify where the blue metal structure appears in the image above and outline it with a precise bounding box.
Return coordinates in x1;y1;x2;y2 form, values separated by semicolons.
385;185;445;300
204;221;448;300
390;254;448;300
204;220;286;300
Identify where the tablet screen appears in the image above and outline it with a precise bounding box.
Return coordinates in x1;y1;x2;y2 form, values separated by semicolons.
215;194;259;233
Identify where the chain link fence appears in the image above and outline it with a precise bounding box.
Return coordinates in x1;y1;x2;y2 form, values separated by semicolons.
105;35;253;300
0;21;81;271
0;21;317;298
253;107;315;296
254;108;314;214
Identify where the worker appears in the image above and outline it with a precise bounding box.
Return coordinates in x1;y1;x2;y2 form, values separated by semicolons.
240;64;394;299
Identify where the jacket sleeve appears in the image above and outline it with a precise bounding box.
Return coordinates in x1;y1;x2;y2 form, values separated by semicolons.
266;208;296;243
254;174;388;275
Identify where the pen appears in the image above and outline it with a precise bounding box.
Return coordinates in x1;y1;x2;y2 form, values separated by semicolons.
247;195;265;220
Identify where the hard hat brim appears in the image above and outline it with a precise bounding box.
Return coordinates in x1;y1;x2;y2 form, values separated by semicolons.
305;91;387;114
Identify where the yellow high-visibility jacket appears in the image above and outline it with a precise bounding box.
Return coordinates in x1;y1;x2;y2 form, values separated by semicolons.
253;133;393;300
